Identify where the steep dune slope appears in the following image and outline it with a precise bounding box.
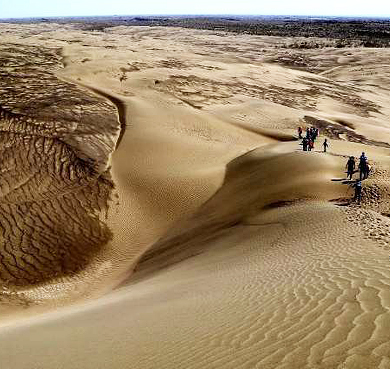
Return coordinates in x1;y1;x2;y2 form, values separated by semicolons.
133;145;346;279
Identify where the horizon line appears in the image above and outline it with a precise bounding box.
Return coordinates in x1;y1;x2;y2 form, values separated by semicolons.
1;14;390;21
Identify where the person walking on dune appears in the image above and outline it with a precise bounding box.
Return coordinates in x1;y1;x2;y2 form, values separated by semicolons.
308;138;314;151
346;156;356;180
359;152;368;180
302;137;308;151
364;162;371;179
310;127;315;140
323;139;329;152
352;179;362;204
312;128;318;141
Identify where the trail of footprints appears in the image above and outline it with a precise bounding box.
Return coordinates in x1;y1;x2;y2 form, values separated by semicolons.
345;164;390;251
346;208;390;251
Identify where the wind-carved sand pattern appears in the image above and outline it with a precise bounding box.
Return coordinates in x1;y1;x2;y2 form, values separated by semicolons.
0;44;118;296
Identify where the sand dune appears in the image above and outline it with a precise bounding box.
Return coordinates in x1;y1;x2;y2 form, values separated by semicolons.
0;23;390;368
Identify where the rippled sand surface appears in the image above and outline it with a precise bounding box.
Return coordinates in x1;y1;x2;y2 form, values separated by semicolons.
0;39;120;307
1;23;390;368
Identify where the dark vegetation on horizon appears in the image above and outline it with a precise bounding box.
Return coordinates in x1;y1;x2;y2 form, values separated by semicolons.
5;15;390;48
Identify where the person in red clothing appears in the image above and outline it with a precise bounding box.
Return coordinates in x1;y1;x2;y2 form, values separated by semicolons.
308;139;314;151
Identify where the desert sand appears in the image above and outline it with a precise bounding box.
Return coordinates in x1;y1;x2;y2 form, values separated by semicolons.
0;22;390;368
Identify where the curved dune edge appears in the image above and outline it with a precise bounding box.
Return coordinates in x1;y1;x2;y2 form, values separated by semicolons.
83;87;270;290
36;66;270;302
0;37;274;317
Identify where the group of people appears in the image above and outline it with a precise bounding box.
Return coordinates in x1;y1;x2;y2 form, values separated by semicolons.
298;126;318;151
346;152;371;204
298;126;329;152
345;152;370;181
297;126;371;204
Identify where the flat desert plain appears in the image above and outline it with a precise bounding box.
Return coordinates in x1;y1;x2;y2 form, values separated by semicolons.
0;23;390;369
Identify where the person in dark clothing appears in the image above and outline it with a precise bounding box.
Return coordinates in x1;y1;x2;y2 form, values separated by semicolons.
298;127;303;139
323;139;329;152
346;156;356;180
302;137;308;151
352;180;362;204
359;152;368;180
306;127;310;139
312;128;318;141
364;163;371;179
308;139;314;151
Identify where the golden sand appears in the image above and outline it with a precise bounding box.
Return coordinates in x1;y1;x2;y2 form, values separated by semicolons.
0;23;390;368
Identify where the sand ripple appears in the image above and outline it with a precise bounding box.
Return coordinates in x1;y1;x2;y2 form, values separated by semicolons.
0;44;118;289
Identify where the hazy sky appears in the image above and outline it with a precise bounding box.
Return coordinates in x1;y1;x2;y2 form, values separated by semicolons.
1;0;389;19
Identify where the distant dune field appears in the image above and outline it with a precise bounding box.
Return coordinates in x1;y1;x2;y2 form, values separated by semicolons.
0;22;390;369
